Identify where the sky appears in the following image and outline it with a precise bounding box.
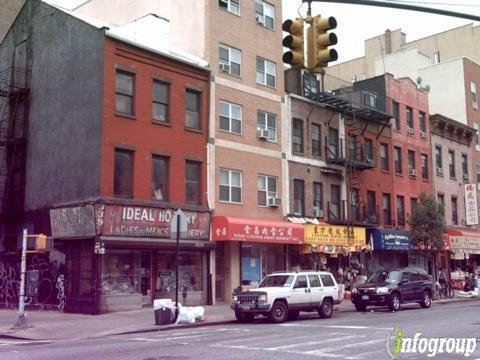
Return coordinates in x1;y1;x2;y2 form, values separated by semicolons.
50;0;480;63
282;0;480;62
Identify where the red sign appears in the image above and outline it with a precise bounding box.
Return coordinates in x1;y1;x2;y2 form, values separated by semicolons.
212;216;304;244
95;204;210;240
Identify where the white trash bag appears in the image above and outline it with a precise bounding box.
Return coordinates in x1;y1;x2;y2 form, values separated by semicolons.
176;306;196;324
192;306;205;322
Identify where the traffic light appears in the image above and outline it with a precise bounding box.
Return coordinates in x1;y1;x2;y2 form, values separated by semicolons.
36;234;47;251
282;18;305;68
307;15;338;72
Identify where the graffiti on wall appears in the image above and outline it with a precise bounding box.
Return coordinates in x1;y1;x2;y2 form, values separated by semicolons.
0;251;66;311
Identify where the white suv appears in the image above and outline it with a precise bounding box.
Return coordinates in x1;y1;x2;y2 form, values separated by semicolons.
231;271;341;323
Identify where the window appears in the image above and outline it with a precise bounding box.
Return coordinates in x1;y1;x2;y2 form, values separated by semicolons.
351;188;360;222
186;90;200;130
294;275;308;289
312;123;322;157
220;169;242;203
219;44;241;76
462;154;469;181
330;184;341;220
255;0;274;30
115;71;134;115
152;80;169;122
308;275;321;288
477;164;480;183
363;91;376;107
406;106;413;131
433;51;440;64
313;182;323;212
219;0;239;15
348;134;357;161
383;193;391;225
257;111;277;141
185;161;201;204
448;150;455;178
474;123;480;151
392;100;400;130
396;195;405;226
421;154;428;180
303;72;319;97
220;101;242;134
419;111;426;133
292;119;304;153
380;143;389;171
328;128;339;159
435;146;443;171
152;155;168;200
293;179;305;215
471;81;478;109
256;57;276;87
437;193;445;216
367;191;377;222
364;139;373;163
408;150;415;173
319;274;335;287
394;146;402;174
452;196;458;225
114;149;133;197
257;175;277;206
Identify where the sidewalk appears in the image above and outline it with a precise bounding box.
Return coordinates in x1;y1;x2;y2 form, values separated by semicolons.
0;295;476;341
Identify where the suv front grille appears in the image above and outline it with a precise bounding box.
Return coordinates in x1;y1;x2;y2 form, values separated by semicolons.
359;288;377;294
237;294;259;304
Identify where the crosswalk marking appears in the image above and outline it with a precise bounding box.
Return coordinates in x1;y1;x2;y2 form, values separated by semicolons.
264;334;361;351
303;338;386;356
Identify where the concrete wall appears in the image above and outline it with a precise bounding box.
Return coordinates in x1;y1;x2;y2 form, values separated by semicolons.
374;47;430;82
1;0;105;210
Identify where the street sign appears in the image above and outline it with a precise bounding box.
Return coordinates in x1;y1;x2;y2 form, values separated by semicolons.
170;209;188;239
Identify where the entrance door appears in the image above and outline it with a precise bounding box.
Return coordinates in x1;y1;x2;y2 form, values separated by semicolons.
140;251;152;305
215;243;225;301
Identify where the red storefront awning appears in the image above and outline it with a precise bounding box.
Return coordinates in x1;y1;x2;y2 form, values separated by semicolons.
444;228;480;254
445;229;480;237
212;216;304;244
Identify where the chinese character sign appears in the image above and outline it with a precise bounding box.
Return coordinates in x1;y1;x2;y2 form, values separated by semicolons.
465;184;478;225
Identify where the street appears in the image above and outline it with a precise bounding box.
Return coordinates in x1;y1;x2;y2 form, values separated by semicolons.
0;301;479;360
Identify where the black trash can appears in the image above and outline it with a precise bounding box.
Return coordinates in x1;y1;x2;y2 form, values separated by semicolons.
155;307;173;325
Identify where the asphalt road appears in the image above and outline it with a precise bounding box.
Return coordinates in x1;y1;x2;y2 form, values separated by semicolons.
1;301;479;360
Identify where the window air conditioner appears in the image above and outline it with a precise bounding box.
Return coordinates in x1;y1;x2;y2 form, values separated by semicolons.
313;207;324;218
219;63;230;73
268;197;281;207
436;167;444;176
256;15;265;25
420;131;427;138
257;128;270;139
409;168;416;176
407;127;414;135
463;173;469;181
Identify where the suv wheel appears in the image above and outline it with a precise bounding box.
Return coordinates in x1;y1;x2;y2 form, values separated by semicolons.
268;301;288;323
235;311;254;323
420;291;432;309
354;303;367;312
388;293;401;312
318;298;333;319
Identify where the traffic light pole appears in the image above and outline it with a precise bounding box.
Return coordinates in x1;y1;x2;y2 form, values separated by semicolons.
303;0;480;22
14;228;28;329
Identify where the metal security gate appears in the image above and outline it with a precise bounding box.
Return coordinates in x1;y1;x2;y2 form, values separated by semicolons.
63;239;100;314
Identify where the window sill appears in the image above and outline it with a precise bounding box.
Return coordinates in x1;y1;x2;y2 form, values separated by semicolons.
219;129;243;136
256;81;276;90
218;70;242;79
218;7;241;17
256;22;275;32
219;200;243;206
293;152;305;157
380;169;390;174
152;120;171;127
185;127;204;134
422;178;430;182
115;113;136;120
395;172;403;176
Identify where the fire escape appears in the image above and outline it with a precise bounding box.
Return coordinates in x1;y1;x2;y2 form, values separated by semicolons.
0;67;30;226
307;90;391;233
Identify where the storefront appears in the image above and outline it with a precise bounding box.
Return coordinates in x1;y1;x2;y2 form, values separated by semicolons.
211;216;304;301
302;224;367;286
444;228;480;276
50;202;212;314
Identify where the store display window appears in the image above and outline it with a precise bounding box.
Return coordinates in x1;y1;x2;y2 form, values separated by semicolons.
241;244;286;287
101;249;141;295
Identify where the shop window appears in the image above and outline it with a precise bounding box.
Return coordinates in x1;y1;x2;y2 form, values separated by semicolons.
115;70;134;115
185;161;201;204
101;249;141;295
114;148;133;198
186;89;201;130
241;243;285;286
152;155;168;201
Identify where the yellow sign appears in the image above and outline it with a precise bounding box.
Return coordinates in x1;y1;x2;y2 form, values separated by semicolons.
304;224;366;246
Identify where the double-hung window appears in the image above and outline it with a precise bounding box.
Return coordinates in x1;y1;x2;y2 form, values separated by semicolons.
392;100;400;130
115;71;134;115
421;154;428;180
152;155;168;201
220;101;242;134
255;0;274;30
219;44;241;76
257;111;277;141
114;149;133;198
394;146;402;174
220;169;242;203
219;0;239;15
448;150;455;178
185;161;201;204
257;175;277;206
292;119;304;154
293;179;305;215
471;81;478;109
406;106;414;131
312;123;321;157
256;57;276;87
152;80;169;122
186;90;201;130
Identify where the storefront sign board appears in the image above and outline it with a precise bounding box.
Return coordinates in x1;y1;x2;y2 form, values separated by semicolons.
304;224;365;246
465;184;478;225
368;228;411;251
449;236;480;254
212;216;304;244
50;205;96;238
95;205;210;240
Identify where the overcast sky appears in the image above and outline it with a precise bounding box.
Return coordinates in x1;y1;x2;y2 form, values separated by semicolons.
51;0;480;63
282;0;480;62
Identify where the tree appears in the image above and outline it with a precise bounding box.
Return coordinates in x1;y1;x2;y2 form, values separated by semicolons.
407;193;445;250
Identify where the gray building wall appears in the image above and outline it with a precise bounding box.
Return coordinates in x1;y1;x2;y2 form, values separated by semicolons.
0;0;104;211
0;0;25;43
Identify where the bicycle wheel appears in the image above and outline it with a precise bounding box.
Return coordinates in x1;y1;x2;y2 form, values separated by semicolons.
447;286;455;298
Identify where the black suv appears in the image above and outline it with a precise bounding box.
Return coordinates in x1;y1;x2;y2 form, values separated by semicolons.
351;267;433;312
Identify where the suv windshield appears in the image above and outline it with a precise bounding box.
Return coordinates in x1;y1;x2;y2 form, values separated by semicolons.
258;275;295;288
368;270;401;284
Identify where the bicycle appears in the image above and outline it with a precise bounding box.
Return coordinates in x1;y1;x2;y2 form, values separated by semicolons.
438;281;455;299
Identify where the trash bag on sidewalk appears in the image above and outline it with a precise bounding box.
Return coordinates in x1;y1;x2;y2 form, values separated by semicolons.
192;306;205;322
176;306;196;324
